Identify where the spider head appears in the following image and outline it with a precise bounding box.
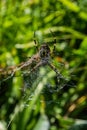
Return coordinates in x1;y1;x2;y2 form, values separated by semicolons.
39;44;50;60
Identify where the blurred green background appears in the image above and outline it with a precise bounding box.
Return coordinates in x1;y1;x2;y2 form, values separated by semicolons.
0;0;87;130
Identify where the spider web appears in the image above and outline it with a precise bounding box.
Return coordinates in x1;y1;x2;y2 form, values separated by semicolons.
1;55;75;127
0;50;75;129
19;60;73;103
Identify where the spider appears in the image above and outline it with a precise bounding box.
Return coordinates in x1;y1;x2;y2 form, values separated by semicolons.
23;31;64;83
0;31;65;85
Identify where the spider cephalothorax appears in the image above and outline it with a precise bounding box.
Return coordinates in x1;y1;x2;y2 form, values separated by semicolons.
39;43;50;60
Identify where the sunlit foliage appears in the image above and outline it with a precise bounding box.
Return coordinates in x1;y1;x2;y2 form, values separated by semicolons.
0;0;87;130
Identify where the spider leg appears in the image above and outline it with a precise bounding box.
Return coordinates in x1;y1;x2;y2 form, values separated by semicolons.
26;60;46;75
50;29;56;53
53;39;56;53
1;71;14;83
34;31;38;51
30;62;42;72
47;62;64;82
48;62;69;91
